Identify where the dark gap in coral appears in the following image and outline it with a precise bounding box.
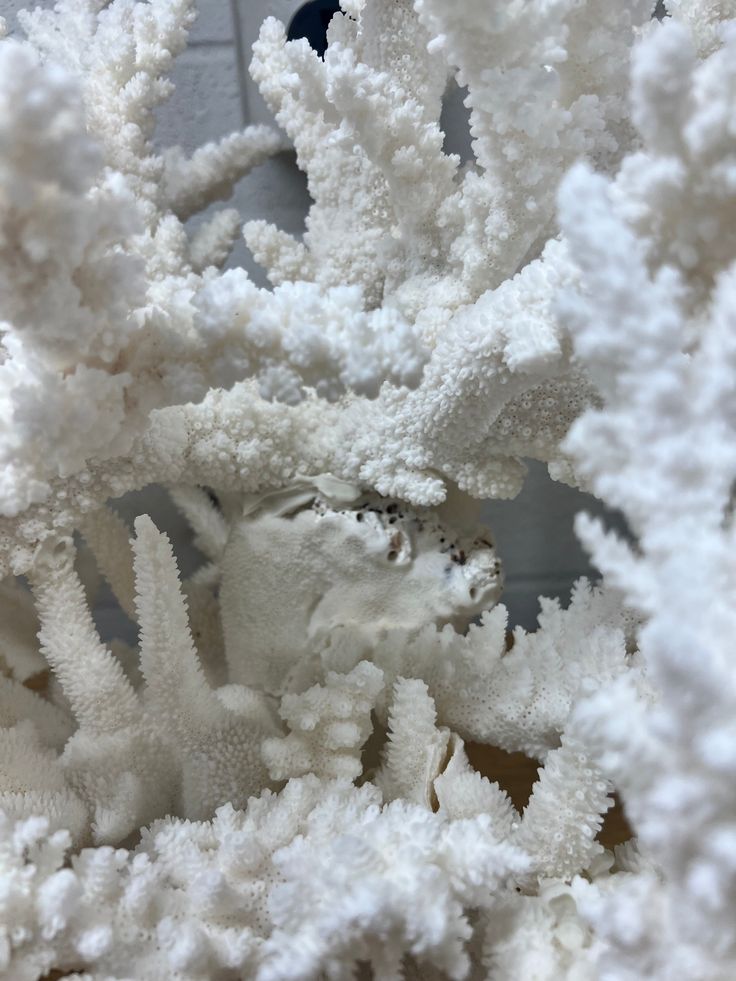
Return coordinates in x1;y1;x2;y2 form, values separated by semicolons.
440;78;473;164
23;669;50;693
598;793;634;850
465;742;540;812
359;711;388;781
287;0;341;58
653;0;667;20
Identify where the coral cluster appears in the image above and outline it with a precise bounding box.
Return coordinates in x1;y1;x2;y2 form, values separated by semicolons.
0;0;735;978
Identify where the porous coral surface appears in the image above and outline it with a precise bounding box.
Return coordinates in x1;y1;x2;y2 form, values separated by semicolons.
0;1;735;979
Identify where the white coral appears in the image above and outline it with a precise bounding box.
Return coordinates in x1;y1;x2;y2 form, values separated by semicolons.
0;780;528;981
556;16;736;978
0;0;734;979
262;661;384;782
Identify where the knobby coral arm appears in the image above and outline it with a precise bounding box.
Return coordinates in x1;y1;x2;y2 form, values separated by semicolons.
0;1;734;979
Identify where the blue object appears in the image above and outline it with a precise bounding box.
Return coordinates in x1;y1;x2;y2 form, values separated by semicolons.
287;0;342;58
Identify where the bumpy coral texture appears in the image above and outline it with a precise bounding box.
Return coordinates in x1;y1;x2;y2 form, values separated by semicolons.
0;1;734;979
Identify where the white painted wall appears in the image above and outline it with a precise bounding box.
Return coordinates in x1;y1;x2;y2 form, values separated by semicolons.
3;0;621;628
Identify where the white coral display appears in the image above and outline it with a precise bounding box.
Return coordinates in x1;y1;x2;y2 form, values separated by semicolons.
0;0;734;978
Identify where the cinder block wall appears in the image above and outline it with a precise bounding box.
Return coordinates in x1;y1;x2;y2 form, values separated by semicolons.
5;1;620;628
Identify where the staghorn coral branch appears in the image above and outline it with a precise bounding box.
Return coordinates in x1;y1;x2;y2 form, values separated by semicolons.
31;544;140;734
